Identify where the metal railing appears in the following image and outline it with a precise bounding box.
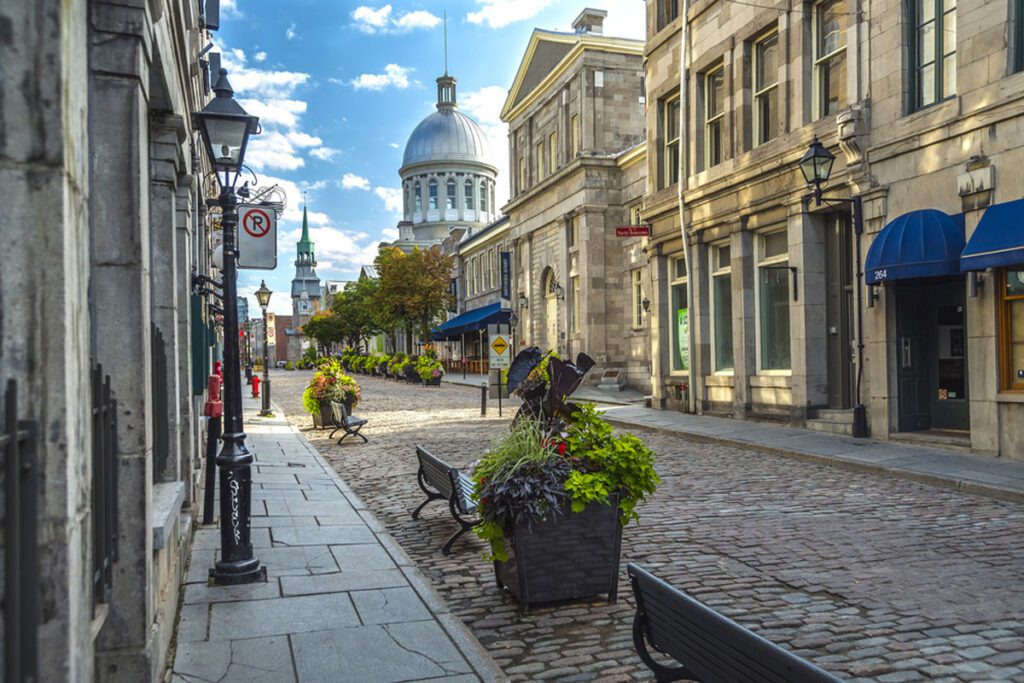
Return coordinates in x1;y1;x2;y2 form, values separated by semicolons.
151;324;170;483
91;364;119;607
2;378;39;682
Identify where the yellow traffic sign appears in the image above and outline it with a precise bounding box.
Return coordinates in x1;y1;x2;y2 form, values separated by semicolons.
491;336;509;356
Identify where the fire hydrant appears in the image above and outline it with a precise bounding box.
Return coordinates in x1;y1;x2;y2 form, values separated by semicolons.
251;375;260;398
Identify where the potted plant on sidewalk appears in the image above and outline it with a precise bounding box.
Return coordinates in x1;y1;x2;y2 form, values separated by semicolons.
471;348;660;606
302;359;362;428
416;355;444;386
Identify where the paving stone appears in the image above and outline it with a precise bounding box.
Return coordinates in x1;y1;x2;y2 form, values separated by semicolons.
183;578;281;605
280;569;409;595
350;587;432;625
173;635;294;682
271;525;376;547
209;592;360;639
291;621;473;681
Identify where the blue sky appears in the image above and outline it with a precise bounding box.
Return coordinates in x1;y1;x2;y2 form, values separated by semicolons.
218;0;644;314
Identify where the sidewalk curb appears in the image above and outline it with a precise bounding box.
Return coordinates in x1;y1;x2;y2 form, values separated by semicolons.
603;416;1024;505
270;402;508;683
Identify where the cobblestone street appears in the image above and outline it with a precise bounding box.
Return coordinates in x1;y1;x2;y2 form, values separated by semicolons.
273;370;1024;682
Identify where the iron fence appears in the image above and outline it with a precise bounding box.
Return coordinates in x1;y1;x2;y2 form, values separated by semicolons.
91;364;119;607
2;378;39;682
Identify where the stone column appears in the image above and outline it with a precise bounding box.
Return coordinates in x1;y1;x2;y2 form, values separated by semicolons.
732;230;756;418
90;1;156;678
580;208;609;365
149;117;182;484
789;207;828;424
176;170;197;500
689;241;711;412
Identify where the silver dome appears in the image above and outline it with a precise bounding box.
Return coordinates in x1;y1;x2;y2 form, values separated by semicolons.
401;108;495;171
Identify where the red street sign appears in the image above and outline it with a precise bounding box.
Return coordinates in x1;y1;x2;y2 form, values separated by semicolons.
616;225;651;237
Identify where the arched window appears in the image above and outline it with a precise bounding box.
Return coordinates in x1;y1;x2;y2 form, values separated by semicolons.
446;178;457;209
414;181;422;212
479;182;488;213
464;179;475;211
428;179;438;210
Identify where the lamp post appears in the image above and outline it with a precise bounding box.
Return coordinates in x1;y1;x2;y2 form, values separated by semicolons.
194;68;265;584
798;138;868;439
256;281;273;417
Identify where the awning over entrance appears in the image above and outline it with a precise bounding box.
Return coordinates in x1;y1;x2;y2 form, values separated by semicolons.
431;302;511;341
960;198;1024;271
865;209;965;285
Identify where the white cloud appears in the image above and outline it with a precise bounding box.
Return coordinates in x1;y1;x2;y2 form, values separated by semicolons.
342;173;372;191
460;85;511;209
388;142;400;149
286;23;298;40
254;51;267;62
352;5;442;34
222;0;243;18
238;98;306;128
350;64;412;91
374;186;403;215
466;0;556;28
311;147;340;161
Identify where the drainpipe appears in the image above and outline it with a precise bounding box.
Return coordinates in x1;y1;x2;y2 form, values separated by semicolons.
677;0;696;413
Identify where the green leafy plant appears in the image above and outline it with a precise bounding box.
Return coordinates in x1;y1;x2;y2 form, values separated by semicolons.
302;359;362;414
415;355;444;381
283;361;295;370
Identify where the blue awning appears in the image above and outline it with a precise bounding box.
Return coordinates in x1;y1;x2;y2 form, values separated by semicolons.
431;302;511;341
960;198;1024;271
865;209;965;285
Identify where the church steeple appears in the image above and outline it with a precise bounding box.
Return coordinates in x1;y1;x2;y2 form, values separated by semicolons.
296;202;316;268
436;13;457;110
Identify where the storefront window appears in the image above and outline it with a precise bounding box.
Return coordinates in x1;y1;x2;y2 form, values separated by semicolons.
711;244;734;371
1002;267;1024;390
758;230;791;370
671;255;689;371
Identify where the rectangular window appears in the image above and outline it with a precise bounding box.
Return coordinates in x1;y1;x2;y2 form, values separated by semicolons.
632;269;644;328
571;276;581;333
549;131;558;172
571;114;580;156
446;180;457;209
630;205;643;226
1016;0;1024;73
672;256;687;280
754;32;779;146
909;0;956;110
757;230;791;370
568;216;578;247
475;256;482;294
468;260;475;295
518;157;525;192
663;95;681;187
537;142;545;181
711;244;734;371
489;249;497;290
660;0;680;28
704;66;725;168
1001;268;1024;390
671;273;689;372
428;180;438;209
815;0;848;117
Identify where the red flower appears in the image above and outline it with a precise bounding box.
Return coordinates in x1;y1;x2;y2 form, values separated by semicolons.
556;442;567;455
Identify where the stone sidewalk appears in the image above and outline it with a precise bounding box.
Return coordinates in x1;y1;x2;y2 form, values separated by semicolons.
601;404;1024;503
170;397;502;683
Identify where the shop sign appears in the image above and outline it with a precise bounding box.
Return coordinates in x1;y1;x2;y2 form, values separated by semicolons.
616;225;651;237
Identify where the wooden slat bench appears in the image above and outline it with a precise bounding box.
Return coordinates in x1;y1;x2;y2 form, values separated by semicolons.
627;563;842;683
411;445;479;555
328;401;368;444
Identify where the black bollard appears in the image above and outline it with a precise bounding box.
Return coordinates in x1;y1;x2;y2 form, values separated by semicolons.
480;382;487;416
202;414;222;525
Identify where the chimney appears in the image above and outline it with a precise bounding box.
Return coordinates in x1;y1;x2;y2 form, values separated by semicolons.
572;8;607;35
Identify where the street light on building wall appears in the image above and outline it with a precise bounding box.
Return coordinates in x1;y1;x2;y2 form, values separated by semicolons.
194;68;265;585
255;280;273;417
797;138;868;440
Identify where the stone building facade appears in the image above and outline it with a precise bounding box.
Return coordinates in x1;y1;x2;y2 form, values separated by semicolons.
502;9;651;391
1;0;229;679
642;0;1024;458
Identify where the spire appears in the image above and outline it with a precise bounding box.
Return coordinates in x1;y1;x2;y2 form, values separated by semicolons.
299;200;311;245
296;198;316;266
436;13;457;110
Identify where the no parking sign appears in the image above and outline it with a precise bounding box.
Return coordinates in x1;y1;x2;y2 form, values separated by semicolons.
238;204;277;270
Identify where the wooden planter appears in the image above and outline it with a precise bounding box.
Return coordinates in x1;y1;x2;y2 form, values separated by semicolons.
312;400;332;429
494;494;622;607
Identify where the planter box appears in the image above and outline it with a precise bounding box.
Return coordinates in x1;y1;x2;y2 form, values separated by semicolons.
311;400;332;429
494;494;622;606
424;377;441;387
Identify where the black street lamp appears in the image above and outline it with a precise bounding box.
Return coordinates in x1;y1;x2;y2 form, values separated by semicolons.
255;280;273;417
194;68;265;585
798;138;868;439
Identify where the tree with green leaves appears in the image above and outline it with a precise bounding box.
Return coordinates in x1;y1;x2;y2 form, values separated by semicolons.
374;246;454;350
331;277;385;351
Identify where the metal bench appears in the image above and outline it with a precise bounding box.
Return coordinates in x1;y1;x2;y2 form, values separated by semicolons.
627;563;842;683
411;445;479;555
328;401;368;444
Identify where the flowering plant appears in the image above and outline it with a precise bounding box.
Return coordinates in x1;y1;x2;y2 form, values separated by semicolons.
302;359;361;414
471;349;659;561
415;355;444;381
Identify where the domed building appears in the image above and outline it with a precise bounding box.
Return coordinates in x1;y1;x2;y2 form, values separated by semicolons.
388;73;498;250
